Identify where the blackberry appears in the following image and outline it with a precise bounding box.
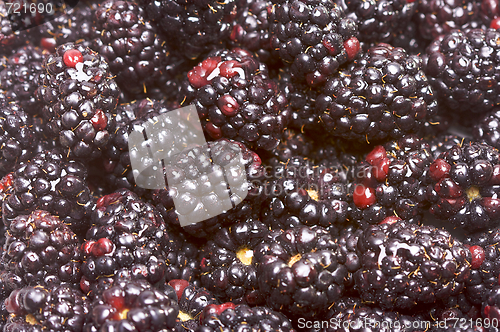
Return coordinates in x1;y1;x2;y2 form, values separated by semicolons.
4;285;90;332
80;189;171;296
2;149;94;234
335;0;417;45
0;3;39;56
153;138;266;238
423;29;500;115
262;128;316;166
0;101;37;177
354;221;471;311
0;271;24;331
164;230;201;287
92;0;187;100
84;279;179;332
463;228;500;306
427;141;500;232
180;48;289;150
35;42;121;160
0;46;47;115
314;43;438;143
428;134;471;159
196;303;296;332
38;3;95;53
2;210;82;288
415;0;481;41
254;225;349;318
230;0;274;64
137;0;238;61
349;135;433;227
200;217;268;305
479;0;500;29
269;0;360;87
260;156;351;231
473;108;500;150
483;285;500;327
168;279;219;331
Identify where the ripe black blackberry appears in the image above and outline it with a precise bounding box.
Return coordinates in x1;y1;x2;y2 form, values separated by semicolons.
483;285;500;327
262;128;316;166
2;149;94;234
35;42;121;160
4;284;90;332
473;108;500;150
100;98;186;197
153;138;267;238
85;279;179;331
335;0;417;45
0;271;24;332
197;303;296;332
415;0;481;41
392;20;430;55
354;221;471;311
254;225;349;318
137;0;238;61
80;189;171;296
268;0;360;87
168;279;219;331
230;0;274;64
349;135;433;227
92;0;187;100
0;101;37;177
260;156;351;232
0;46;47;115
427;141;500;232
478;0;500;29
314;43;438;143
428;134;470;159
200;217;268;305
462;227;500;307
2;210;82;288
164;230;201;287
0;3;39;56
423;29;500;116
38;3;95;53
180;48;289;150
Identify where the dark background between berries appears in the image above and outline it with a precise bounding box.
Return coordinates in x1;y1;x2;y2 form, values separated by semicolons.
2;0;500;331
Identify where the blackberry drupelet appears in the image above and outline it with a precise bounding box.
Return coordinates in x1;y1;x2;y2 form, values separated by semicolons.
153;138;266;238
2;149;94;234
2;210;82;288
427;141;500;232
80;189;171;296
335;0;417;45
349;135;433;227
260;156;351;232
92;0;187;99
168;279;219;331
35;42;121;160
0;46;47;115
268;0;360;87
473;108;500;150
180;48;289;150
196;303;296;332
354;221;471;311
200;217;268;305
137;0;238;61
4;284;90;332
423;29;500;115
415;0;481;42
0;101;37;177
84;279;178;332
315;43;438;143
254;225;349;318
463;227;500;306
230;0;274;64
38;3;95;53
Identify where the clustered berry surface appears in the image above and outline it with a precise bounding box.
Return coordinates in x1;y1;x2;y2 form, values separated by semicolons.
3;0;500;331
